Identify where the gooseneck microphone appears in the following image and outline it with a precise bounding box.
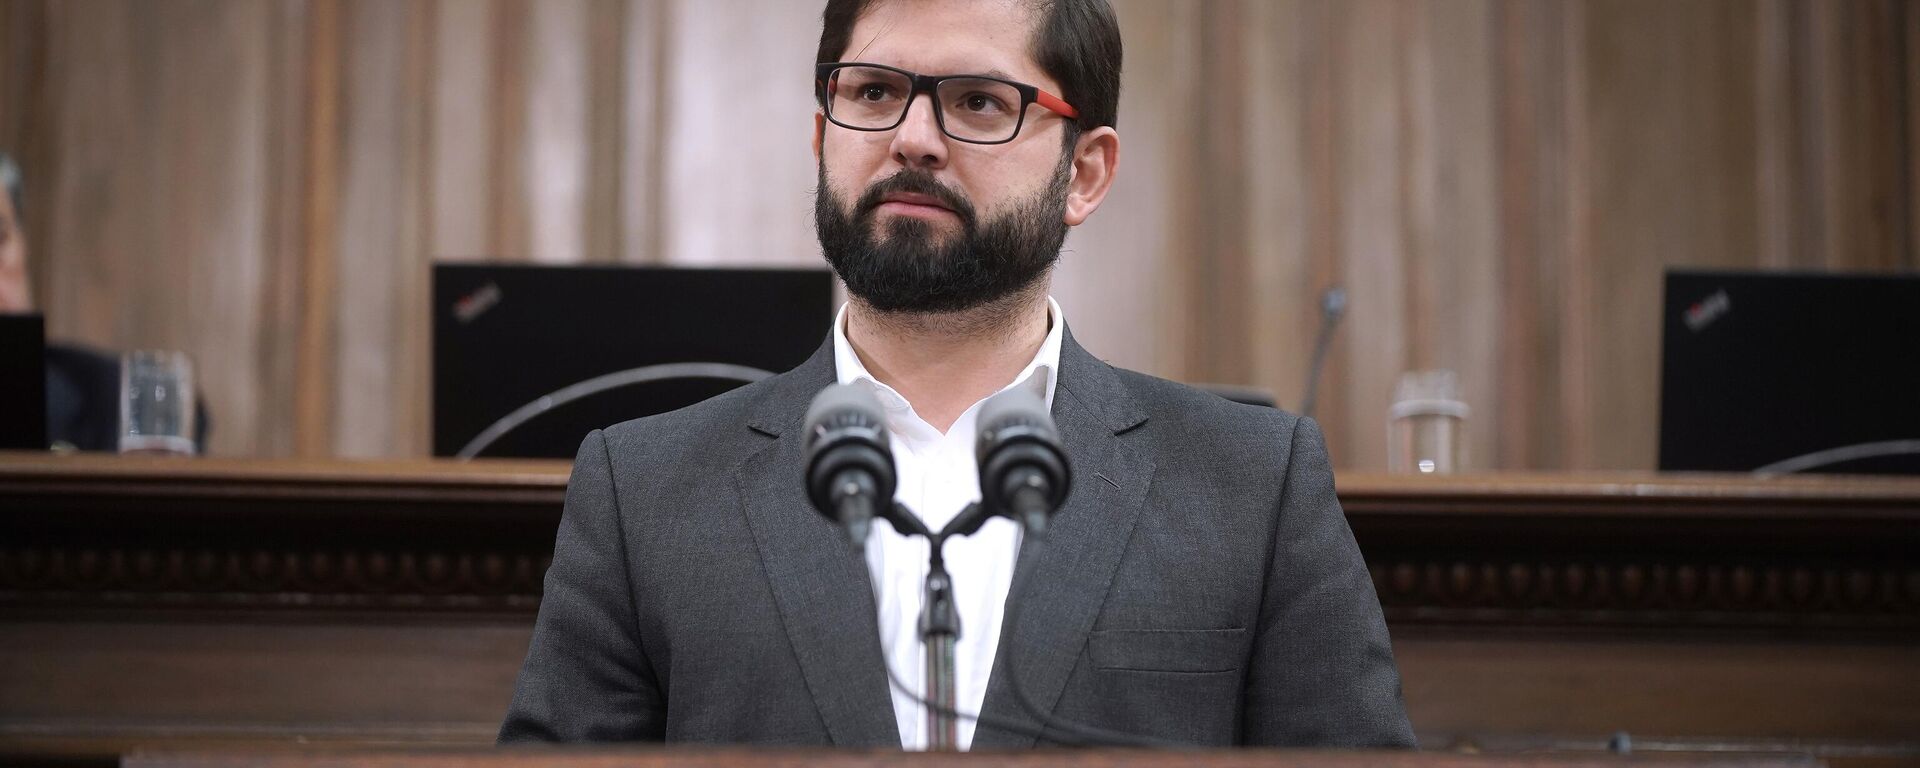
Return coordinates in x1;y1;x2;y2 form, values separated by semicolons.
1299;284;1346;420
955;387;1070;539
803;384;897;550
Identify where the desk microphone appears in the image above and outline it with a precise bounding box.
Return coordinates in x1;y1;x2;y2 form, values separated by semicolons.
1299;285;1346;420
971;389;1176;747
957;387;1069;538
802;384;897;549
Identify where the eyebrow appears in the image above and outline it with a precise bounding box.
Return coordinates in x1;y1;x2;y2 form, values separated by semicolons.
837;61;1026;82
930;66;1020;80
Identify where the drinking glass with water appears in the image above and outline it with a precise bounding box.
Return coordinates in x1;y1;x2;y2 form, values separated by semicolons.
118;350;196;456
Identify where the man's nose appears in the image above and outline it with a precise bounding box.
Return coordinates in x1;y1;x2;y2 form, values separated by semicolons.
889;92;949;169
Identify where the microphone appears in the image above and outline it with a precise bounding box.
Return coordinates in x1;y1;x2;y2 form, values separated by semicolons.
803;384;897;549
969;389;1175;746
1299;285;1346;420
970;387;1070;537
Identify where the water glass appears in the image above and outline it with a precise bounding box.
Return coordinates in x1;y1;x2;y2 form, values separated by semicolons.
1388;370;1467;474
119;350;197;456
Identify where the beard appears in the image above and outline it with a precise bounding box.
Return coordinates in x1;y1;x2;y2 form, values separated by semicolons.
814;152;1073;315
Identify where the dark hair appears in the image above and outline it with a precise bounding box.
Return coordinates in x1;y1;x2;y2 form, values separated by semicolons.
815;0;1122;137
0;152;20;220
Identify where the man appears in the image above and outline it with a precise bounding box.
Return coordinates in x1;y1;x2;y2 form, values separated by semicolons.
501;0;1413;749
0;153;31;314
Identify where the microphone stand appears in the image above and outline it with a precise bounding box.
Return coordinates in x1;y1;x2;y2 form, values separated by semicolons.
875;501;962;750
880;500;994;752
919;546;960;750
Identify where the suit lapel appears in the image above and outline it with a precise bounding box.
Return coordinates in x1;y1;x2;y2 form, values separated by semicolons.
736;339;902;747
974;330;1154;748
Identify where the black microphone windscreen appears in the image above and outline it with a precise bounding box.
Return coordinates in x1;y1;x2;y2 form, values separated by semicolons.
804;383;888;449
975;387;1057;454
975;387;1070;522
1321;285;1348;319
803;383;897;529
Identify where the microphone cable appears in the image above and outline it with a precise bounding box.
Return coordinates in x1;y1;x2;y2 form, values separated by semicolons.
997;532;1184;748
862;536;1187;748
859;551;1064;747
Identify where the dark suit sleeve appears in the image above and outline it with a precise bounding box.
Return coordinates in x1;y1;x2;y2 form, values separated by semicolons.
1241;416;1416;747
499;429;666;742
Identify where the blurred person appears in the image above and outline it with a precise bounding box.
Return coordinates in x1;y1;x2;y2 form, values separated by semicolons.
0;153;29;313
0;151;206;452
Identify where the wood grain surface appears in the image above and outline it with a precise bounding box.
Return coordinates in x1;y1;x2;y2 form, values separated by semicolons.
2;456;1916;765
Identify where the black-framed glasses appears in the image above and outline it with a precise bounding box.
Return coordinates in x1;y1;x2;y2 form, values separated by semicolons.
814;62;1080;146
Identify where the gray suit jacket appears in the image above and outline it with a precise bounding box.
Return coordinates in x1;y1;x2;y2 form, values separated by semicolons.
499;330;1414;748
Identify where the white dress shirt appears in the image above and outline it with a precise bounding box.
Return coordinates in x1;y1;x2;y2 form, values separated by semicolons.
831;297;1064;751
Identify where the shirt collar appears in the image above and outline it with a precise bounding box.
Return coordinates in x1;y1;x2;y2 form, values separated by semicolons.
832;297;1064;415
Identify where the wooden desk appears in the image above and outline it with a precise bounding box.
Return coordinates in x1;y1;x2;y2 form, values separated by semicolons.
2;454;1917;766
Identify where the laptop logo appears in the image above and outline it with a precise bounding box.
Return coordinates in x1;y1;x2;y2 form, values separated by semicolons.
454;282;503;324
1683;288;1730;332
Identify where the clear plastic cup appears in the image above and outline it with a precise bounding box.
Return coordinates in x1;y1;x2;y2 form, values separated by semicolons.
1388;370;1467;474
119;350;197;456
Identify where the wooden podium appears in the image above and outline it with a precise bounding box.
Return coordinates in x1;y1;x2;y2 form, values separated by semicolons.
4;453;1918;767
121;747;1821;768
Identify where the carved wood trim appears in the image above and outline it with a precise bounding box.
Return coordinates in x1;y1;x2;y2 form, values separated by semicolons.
5;455;1917;635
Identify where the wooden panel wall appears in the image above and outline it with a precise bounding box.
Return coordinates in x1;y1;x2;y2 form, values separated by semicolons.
0;0;1913;467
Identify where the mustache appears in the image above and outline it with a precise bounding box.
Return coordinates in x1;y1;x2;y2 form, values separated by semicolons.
854;170;978;228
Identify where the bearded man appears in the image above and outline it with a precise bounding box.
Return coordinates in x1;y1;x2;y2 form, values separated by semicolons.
500;0;1413;750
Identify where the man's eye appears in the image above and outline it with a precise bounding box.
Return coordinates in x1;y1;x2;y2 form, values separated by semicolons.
856;84;898;102
957;92;1007;113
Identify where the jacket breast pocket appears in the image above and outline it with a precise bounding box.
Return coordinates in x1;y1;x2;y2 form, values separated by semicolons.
1088;627;1246;674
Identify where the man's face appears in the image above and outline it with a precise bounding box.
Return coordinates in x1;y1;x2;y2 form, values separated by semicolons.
813;0;1076;314
0;190;29;314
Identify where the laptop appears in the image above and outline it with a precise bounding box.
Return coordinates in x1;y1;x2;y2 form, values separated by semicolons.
432;264;835;459
1658;270;1920;475
0;313;48;450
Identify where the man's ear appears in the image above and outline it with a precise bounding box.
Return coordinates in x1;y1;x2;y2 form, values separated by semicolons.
1063;126;1118;226
813;112;825;160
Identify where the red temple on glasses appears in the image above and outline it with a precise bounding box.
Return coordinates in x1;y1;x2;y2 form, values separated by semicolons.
1034;90;1077;120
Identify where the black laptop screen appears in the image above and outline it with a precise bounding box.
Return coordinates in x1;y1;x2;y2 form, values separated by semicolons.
0;314;48;451
1659;271;1920;474
432;264;834;459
